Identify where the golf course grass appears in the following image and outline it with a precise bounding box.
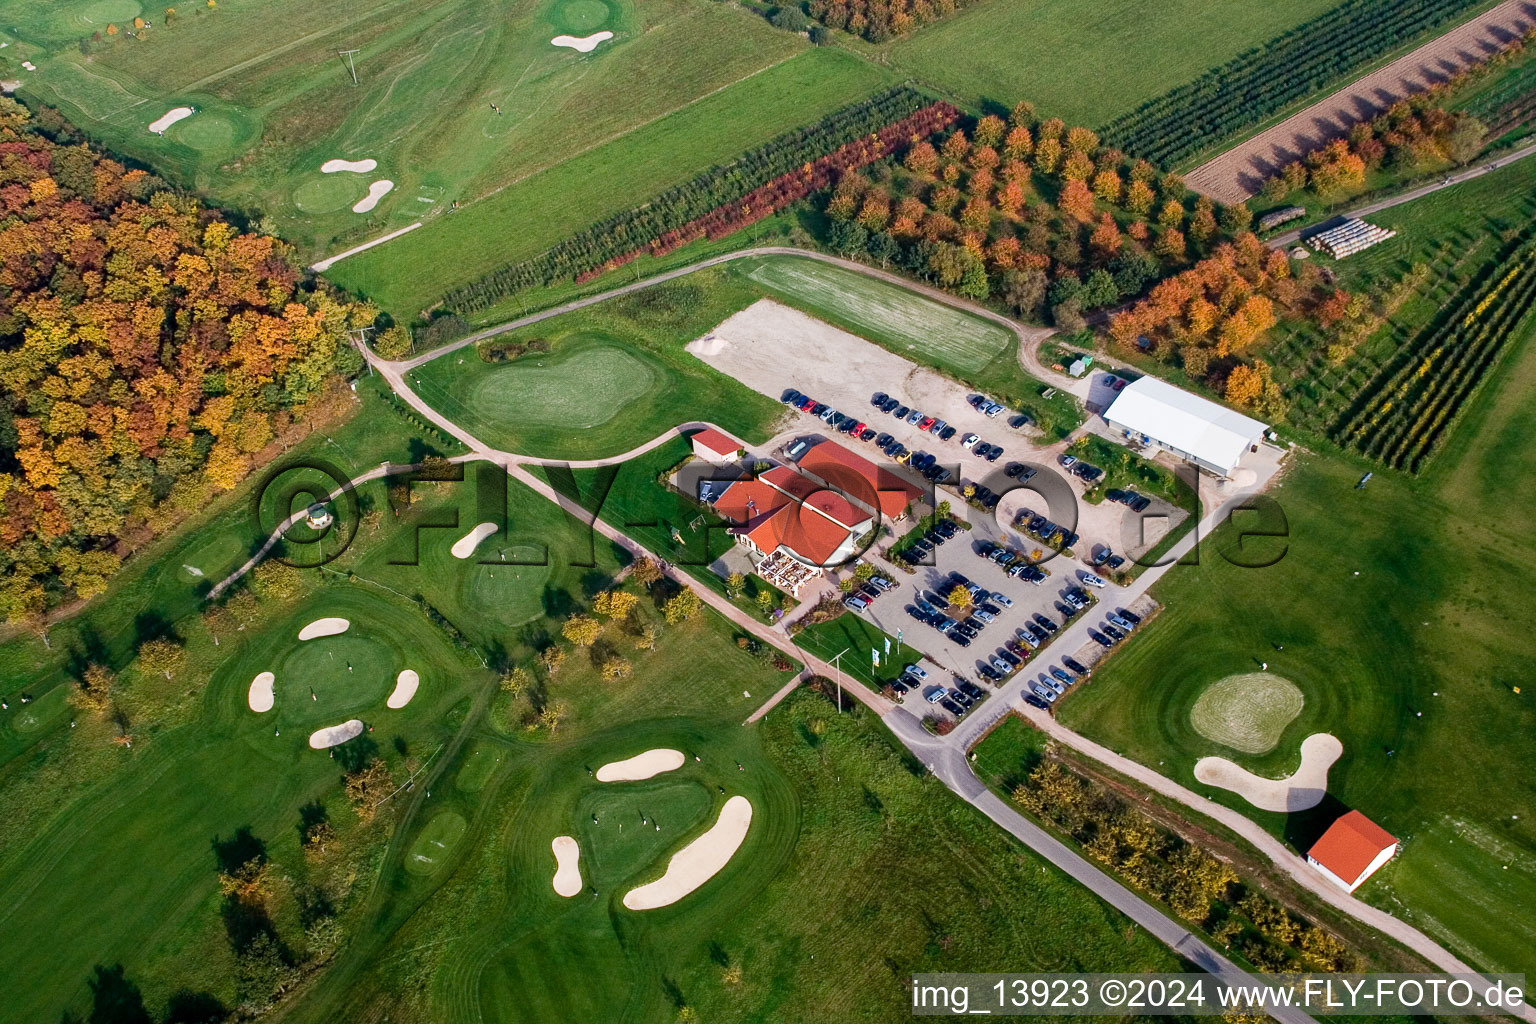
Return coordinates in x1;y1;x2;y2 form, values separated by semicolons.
1057;440;1536;977
410;272;785;459
1188;672;1305;754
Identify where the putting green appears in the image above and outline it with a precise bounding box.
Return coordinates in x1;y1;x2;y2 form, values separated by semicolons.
1189;672;1304;754
456;745;501;793
552;0;613;33
459;544;552;626
59;0;140;32
465;337;660;430
406;811;468;875
293;176;361;215
272;633;398;725
169;112;237;154
574;779;714;889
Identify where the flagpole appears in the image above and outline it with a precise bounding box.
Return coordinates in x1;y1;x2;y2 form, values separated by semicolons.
830;646;849;713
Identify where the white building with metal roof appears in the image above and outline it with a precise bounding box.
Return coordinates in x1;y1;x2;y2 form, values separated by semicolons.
1103;376;1268;477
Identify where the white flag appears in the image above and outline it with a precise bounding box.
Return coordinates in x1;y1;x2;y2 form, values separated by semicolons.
872;648;880;667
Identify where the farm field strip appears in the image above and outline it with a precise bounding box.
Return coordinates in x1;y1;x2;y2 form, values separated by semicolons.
1183;0;1536;200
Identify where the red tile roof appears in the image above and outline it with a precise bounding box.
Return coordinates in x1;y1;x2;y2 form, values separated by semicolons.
797;440;921;519
761;465;871;531
715;470;856;566
691;427;741;457
1308;811;1397;884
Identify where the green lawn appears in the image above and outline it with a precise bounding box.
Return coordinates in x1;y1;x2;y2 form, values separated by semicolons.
409;271;785;459
323;47;894;315
883;0;1343;127
796;613;912;693
1055;429;1536;975
746;255;1012;372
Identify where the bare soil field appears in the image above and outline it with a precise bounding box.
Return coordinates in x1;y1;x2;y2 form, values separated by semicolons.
1187;0;1536;201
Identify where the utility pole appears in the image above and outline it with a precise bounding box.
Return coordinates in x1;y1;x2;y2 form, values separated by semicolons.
829;646;849;713
338;48;361;85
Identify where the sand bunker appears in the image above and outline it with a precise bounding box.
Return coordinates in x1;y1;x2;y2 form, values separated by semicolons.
623;796;752;910
1195;733;1343;812
685;333;726;357
1190;672;1303;754
596;748;685;782
551;836;583;897
551;31;613;52
309;719;365;749
148;107;194;135
451;522;498;559
387;669;420;709
248;672;275;713
298;617;350;641
321;158;378;174
352;180;394;213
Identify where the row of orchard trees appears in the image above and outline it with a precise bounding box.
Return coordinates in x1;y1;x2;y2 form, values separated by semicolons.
0;98;372;620
438;86;941;314
1099;0;1484;168
805;0;977;43
823;101;1258;328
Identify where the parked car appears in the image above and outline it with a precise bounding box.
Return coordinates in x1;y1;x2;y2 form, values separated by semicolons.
782;388;803;404
925;686;945;704
1029;684;1057;704
1062;656;1090;676
875;432;893;448
870;576;894;592
889;679;908;697
939;426;957;441
950;632;972;648
1108;612;1135;631
1051;667;1075;687
1014;629;1039;650
1102;622;1126;641
1090;631;1113;648
997;649;1021;668
940;698;966;716
977;664;1001;682
990;592;1013;607
1024;693;1052;710
918;416;936;431
1059;454;1077;468
906;409;924;424
844;594;869;611
860;428;877;442
1130;495;1151;512
973;608;995;623
1078;571;1107;588
1034;613;1058;633
893;405;909;419
799;397;817;412
1116;608;1141;626
871;391;889;406
961;433;980;450
820;408;838;423
930;419;948;434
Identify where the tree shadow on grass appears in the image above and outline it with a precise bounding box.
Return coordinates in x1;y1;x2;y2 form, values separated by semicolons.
163;989;228;1023
210;827;266;875
332;733;380;774
70;963;152;1024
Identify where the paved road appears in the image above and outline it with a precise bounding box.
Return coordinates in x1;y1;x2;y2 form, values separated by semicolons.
1269;138;1536;247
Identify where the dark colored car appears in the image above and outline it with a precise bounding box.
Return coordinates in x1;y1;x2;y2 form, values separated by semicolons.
950;632;972;648
939;425;957;441
811;402;828;416
1024;694;1051;711
1131;496;1151;512
1063;656;1090;675
977;665;1001;682
984;446;1002;462
871;391;888;406
1034;613;1058;633
1090;631;1113;648
782;388;803;404
893;405;909;418
875;432;893;447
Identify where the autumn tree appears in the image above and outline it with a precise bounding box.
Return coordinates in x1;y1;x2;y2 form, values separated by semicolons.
562;614;602;647
635;623;660;651
539;644;566;677
252;561;304;601
70;663;116;715
540;701;569;735
948;584;973;608
601;656;633;682
500;666;533;695
630;557;663;588
138;637;185;680
345;758;393;823
1224;364;1264;407
592;590;638;618
663;588;702;624
374;326;412;360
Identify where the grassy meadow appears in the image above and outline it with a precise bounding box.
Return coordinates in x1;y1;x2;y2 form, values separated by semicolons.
6;0;852;263
1056;424;1536;975
883;0;1343;126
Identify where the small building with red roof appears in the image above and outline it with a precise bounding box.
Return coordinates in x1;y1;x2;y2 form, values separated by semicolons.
1307;810;1398;892
690;427;743;464
795;438;921;521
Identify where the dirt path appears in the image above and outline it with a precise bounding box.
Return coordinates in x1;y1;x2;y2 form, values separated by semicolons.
1187;0;1536;202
